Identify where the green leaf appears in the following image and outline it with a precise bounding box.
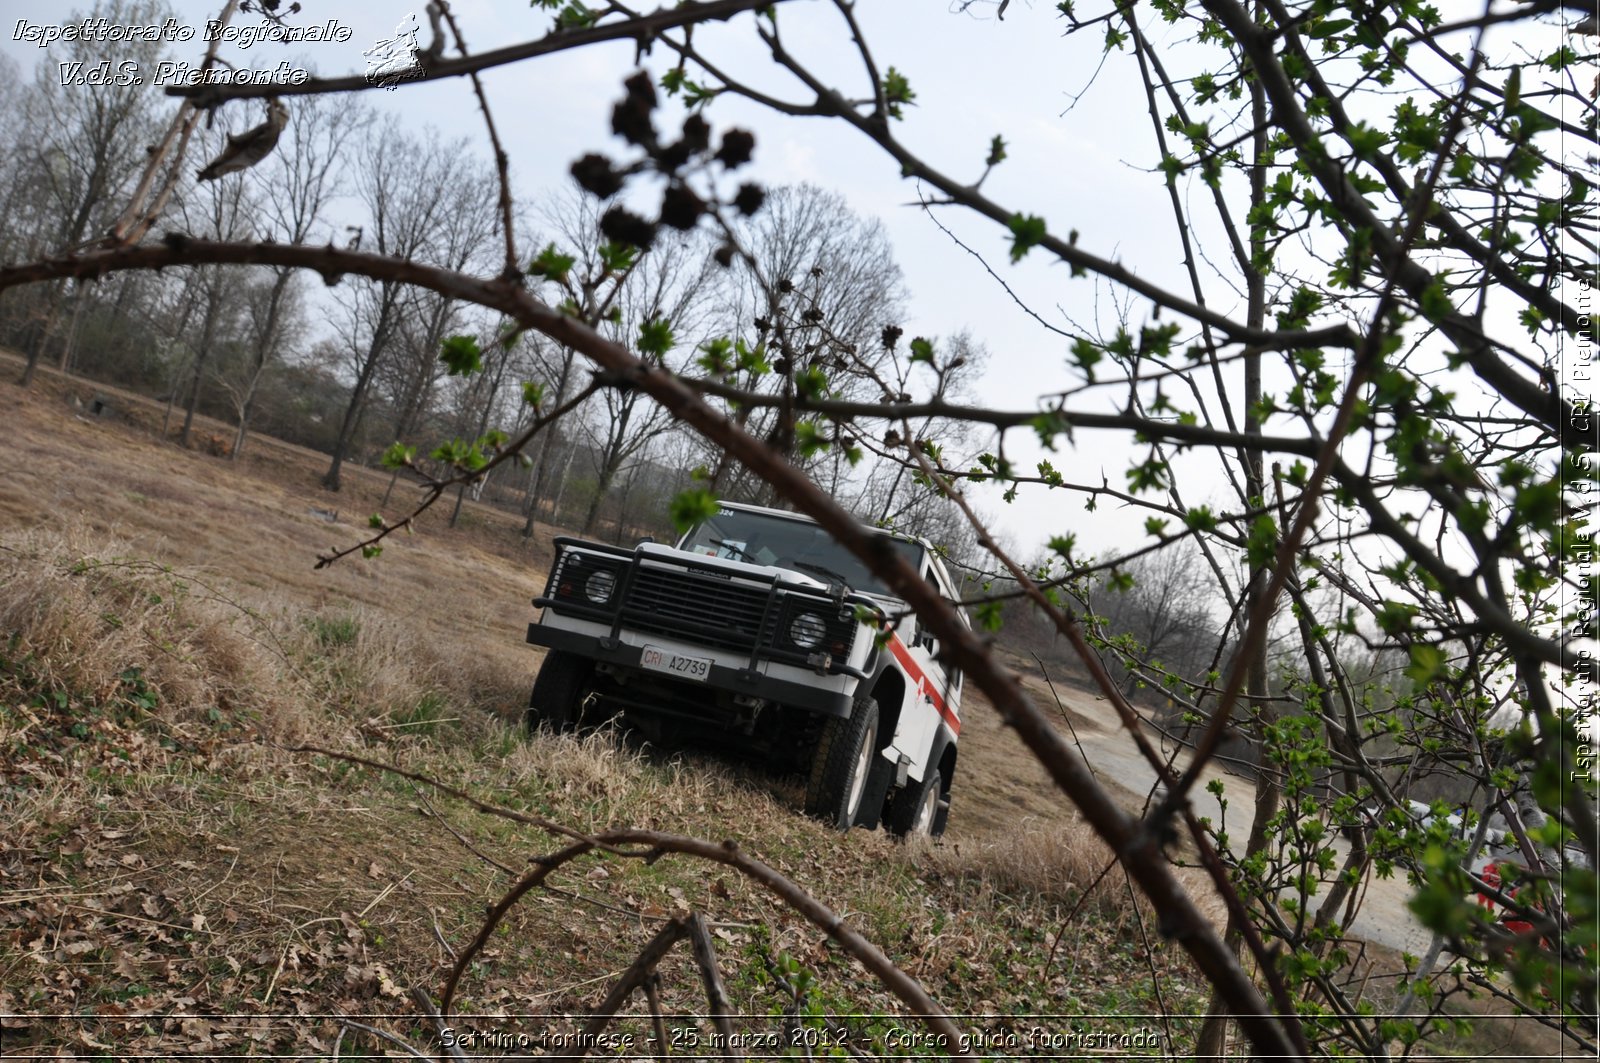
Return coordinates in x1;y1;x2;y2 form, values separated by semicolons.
1245;514;1278;569
368;513;384;529
697;336;732;374
599;241;639;273
528;243;576;282
795;366;828;399
909;337;935;364
440;335;483;377
986;135;1007;167
669;488;719;532
1029;411;1070;448
381;443;416;469
1007;214;1047;263
1125;455;1169;493
1405;643;1446;686
1344;121;1388;160
735;339;769;375
1183;506;1217;533
1070;337;1103;379
521;381;546;408
553;1;597;29
361;545;383;560
638;317;676;357
795;419;828;458
1419;280;1453;323
882;66;916;119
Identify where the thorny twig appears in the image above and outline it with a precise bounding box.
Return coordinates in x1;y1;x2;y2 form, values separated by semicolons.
312;378;602;568
409;986;471;1062
433;0;520;281
685;912;737;1056
164;0;791;103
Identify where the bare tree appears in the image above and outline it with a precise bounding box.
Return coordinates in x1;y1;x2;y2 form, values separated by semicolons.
10;0;175;385
170;137;256;448
700;183;908;499
220;94;367;459
576;229;719;536
322;122;492;491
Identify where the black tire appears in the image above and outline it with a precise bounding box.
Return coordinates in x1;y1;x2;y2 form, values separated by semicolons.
527;650;593;734
889;767;945;839
805;695;879;831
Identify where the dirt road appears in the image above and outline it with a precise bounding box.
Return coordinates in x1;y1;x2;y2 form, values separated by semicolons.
955;664;1436;957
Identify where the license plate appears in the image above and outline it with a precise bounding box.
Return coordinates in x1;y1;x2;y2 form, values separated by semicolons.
639;645;712;682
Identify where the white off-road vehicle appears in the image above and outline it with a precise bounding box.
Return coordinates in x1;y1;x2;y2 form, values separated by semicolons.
524;500;966;837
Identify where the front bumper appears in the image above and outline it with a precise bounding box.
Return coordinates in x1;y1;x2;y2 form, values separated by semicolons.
527;622;853;718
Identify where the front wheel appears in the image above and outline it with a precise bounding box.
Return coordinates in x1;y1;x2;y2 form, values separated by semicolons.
805;695;879;831
889;767;945;840
527;650;593;734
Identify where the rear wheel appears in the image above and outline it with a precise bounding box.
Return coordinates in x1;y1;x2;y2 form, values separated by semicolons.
890;768;945;839
527;650;593;734
805;695;879;831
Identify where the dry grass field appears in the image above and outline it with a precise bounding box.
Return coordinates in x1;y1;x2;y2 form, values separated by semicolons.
0;363;1227;1058
0;361;1570;1062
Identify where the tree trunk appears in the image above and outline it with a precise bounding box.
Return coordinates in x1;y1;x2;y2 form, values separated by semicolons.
522;352;578;538
57;282;88;376
549;442;579;528
1194;58;1273;1063
324;301;394;492
450;375;503;528
180;283;224;448
18;280;67;387
232;269;293;460
230;375;261;459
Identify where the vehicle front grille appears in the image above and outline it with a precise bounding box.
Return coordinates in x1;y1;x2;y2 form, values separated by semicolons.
620;566;776;653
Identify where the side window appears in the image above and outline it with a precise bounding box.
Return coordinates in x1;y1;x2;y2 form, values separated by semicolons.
924;563;963;700
912;569;940;651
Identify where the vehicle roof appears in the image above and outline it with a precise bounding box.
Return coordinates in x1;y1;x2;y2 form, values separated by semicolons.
717;499;939;555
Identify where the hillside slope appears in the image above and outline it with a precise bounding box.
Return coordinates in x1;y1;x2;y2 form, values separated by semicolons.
0;372;1216;1057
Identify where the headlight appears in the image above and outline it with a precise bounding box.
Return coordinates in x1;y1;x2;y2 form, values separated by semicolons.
584;569;617;604
789;612;827;648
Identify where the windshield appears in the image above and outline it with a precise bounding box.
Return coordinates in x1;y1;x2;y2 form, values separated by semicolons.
679;508;924;597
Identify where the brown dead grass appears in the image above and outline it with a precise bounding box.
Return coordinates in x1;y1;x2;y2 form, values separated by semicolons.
920;817;1226;932
1;359;1572;1060
0;364;1215;1056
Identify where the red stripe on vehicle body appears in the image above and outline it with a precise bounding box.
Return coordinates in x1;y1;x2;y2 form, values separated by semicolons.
886;633;960;737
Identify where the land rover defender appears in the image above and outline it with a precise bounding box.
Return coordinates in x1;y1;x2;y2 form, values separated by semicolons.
524;500;966;837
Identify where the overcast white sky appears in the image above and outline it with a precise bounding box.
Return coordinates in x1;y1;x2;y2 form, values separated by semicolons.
1;0;1574;564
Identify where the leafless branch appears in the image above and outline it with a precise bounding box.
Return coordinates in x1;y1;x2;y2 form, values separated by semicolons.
164;0;790;104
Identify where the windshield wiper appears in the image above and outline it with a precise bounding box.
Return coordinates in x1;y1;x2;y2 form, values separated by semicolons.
788;560;852;590
710;538;756;563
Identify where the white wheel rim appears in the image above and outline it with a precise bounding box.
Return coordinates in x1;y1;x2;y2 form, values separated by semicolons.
915;782;938;835
846;722;875;820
